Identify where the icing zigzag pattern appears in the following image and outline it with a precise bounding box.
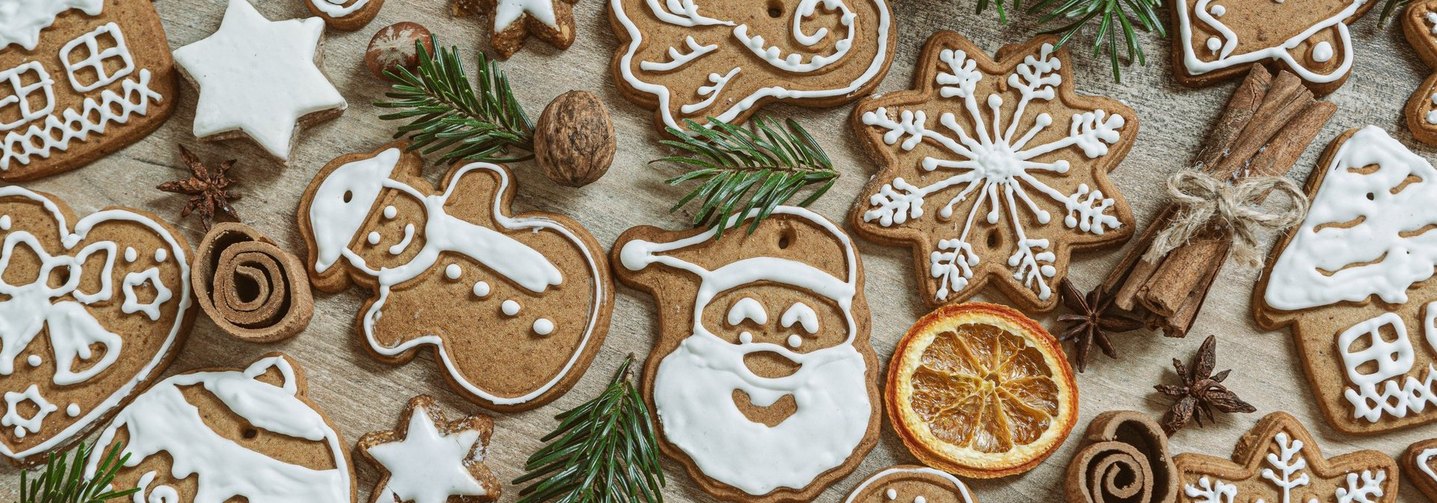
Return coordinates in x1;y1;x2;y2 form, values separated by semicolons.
1347;364;1437;422
1;70;161;170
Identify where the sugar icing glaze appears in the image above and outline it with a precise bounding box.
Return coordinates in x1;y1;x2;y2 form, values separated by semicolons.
842;466;977;503
611;0;892;130
1176;0;1365;83
1181;430;1388;503
84;355;351;502
494;0;561;31
0;0;102;50
309;0;370;17
368;405;488;503
0;186;190;462
620;206;872;496
306;148;603;406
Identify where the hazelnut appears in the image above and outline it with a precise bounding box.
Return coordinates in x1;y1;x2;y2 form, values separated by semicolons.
365;22;433;79
534;91;616;188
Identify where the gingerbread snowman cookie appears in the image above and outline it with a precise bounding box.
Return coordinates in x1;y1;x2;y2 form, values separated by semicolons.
1172;0;1372;94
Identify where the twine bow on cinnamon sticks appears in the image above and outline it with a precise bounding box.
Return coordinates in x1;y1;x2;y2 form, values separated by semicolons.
1142;170;1308;267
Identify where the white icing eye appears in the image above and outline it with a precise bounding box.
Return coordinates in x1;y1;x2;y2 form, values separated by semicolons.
124;247;137;262
726;297;768;326
154;248;167;262
383;205;397;219
780;302;819;334
367;232;381;245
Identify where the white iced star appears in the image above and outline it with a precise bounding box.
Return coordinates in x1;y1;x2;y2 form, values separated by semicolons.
368;406;488;503
172;0;346;161
494;0;559;31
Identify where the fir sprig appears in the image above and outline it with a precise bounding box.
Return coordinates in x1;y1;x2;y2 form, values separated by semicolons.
1380;0;1410;23
656;117;838;238
18;442;137;503
513;354;665;503
968;0;1166;82
377;36;535;164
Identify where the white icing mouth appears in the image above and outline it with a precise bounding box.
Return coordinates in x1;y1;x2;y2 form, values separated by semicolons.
732;0;857;73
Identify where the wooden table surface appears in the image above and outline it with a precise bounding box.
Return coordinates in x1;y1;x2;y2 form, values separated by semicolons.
3;0;1435;500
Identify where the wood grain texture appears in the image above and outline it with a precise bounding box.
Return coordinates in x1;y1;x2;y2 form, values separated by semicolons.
2;0;1434;500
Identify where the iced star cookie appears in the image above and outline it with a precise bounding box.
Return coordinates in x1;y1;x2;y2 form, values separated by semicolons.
1172;0;1372;94
609;0;895;132
850;32;1136;312
305;0;384;30
173;0;346;163
85;353;354;502
297;143;612;412
357;395;500;503
453;0;575;59
0;0;178;181
1404;0;1437;146
844;466;979;503
1255;126;1437;434
0;186;193;465
614;207;881;501
1175;412;1396;503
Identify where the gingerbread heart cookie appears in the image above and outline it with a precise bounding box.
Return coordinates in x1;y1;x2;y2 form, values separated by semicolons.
85;353;354;502
1255;126;1437;434
0;186;193;465
609;0;895;131
844;466;979;503
614;207;880;501
298;144;612;412
1174;412;1397;502
850;32;1136;312
0;0;178;181
1171;0;1371;94
1403;0;1437;146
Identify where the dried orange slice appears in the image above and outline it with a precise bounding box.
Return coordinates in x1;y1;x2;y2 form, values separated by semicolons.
887;302;1078;479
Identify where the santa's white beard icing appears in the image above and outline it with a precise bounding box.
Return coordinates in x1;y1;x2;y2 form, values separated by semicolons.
654;331;869;496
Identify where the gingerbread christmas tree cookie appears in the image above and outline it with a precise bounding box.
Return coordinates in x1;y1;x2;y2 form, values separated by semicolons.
297;143;612;411
609;0;895;132
1172;0;1372;94
358;395;499;503
850;32;1136;312
0;0;178;181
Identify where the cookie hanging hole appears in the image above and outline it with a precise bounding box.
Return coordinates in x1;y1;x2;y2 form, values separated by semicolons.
986;229;1001;248
343;190;353;203
777;228;797;249
241;427;259;439
767;0;784;18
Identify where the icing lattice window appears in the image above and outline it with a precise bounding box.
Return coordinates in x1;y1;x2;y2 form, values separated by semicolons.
60;23;135;93
0;62;55;132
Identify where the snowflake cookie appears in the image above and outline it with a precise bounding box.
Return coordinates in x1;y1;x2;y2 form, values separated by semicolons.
1175;412;1397;503
849;32;1136;312
1172;0;1372;94
452;0;575;59
1404;0;1437;147
357;395;500;503
0;0;179;181
1255;126;1437;434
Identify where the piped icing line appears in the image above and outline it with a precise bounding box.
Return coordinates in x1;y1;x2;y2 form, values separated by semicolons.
1;70;162;170
640;36;719;72
1176;0;1364;83
843;466;977;503
0;0;103;51
0;186;190;462
309;0;371;17
494;0;562;30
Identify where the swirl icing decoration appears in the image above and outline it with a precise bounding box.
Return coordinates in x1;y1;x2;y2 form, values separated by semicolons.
192;222;313;342
1065;411;1178;503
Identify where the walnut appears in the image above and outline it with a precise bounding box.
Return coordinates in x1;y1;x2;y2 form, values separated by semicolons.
534;91;616;187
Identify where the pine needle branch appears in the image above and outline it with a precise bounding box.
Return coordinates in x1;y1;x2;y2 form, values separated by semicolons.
1028;0;1167;82
654;117;838;239
376;35;535;165
1380;0;1411;23
17;441;137;503
513;354;665;503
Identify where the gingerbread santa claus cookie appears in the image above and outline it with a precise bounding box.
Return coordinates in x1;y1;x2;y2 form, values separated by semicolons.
297;143;612;412
614;207;881;501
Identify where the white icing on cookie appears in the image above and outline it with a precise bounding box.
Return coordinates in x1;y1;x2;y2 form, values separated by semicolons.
726;297;768;326
533;318;554;336
309;0;371;18
843;466;977;503
0;0;102;51
494;0;560;31
369;405;489;503
1176;0;1363;84
501;300;521;317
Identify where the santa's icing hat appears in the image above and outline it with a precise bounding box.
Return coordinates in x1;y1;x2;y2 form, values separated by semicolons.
619;206;859;341
308;148;402;274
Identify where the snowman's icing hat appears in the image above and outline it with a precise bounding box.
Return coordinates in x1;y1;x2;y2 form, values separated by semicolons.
309;148;402;273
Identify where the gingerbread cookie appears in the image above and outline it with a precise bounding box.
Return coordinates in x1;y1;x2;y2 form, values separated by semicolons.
0;186;194;465
1065;411;1178;503
845;465;979;503
1172;0;1371;94
0;0;178;181
173;0;346;163
609;0;895;132
1404;0;1437;147
1405;439;1437;501
452;0;575;59
298;143;612;411
850;32;1136;312
305;0;384;31
1255;126;1437;434
357;395;500;503
192;222;313;343
614;207;880;501
1174;412;1397;502
84;353;354;501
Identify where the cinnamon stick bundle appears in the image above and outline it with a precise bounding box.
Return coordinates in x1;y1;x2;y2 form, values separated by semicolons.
1101;66;1334;337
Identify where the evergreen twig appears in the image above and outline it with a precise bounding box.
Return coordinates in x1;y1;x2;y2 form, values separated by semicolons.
655;117;838;238
1380;0;1410;23
376;35;535;165
17;442;137;503
1028;0;1166;82
513;354;665;503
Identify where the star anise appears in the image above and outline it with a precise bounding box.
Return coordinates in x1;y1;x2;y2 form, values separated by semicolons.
1154;335;1256;436
157;145;240;231
1055;278;1145;373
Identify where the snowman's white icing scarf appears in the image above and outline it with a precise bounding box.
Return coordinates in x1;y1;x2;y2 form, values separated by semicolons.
842;466;977;503
1176;0;1363;83
1265;126;1437;310
307;149;603;406
85;356;350;503
611;0;892;130
0;186;189;462
0;0;103;51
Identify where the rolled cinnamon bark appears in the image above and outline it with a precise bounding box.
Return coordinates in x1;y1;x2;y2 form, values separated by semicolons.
193;223;313;342
1065;411;1178;503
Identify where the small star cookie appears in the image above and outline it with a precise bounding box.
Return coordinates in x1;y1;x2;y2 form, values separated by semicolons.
452;0;576;59
357;395;500;503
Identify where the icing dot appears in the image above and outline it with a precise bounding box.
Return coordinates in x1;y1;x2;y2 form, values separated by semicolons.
154;248;167;262
66;404;79;417
472;281;491;298
367;232;381;245
501;300;521;317
533;318;554;336
1209;3;1225;15
738;332;753;344
445;264;462;280
0;215;9;230
885;488;897;500
26;355;40;367
915;497;927;503
124;247;137;262
1205;37;1221;53
1311;41;1334;63
786;334;802;348
383;205;397;219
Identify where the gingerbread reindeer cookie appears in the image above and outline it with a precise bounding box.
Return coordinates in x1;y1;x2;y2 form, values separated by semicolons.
609;0;895;132
614;207;881;501
1172;0;1372;94
1404;0;1437;146
298;144;612;412
0;187;193;465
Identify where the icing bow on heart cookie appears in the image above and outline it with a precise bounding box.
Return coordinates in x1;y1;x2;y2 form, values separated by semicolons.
1172;0;1372;93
